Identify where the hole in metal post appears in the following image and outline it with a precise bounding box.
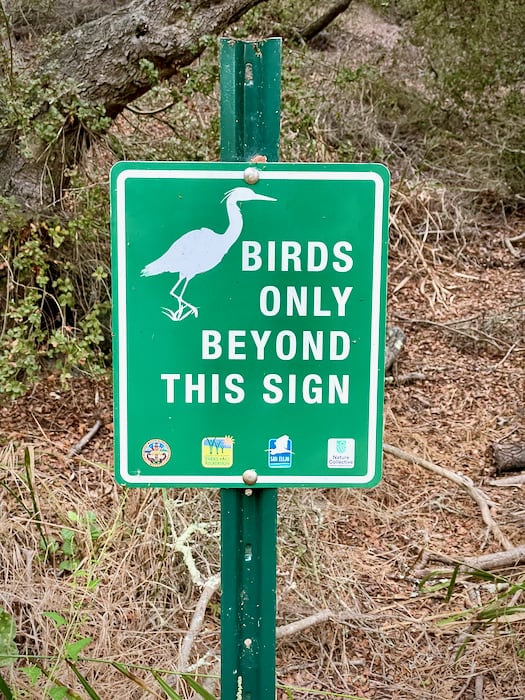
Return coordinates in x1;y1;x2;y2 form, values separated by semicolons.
244;62;254;85
244;544;252;561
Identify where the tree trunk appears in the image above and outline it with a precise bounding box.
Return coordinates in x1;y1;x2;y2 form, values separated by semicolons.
492;442;525;474
0;0;268;212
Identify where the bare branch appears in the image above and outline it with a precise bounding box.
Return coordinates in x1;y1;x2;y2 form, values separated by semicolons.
413;545;525;579
489;473;525;487
383;443;515;551
300;0;353;43
179;573;221;672
68;419;102;457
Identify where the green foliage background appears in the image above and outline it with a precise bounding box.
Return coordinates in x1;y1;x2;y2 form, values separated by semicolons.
0;0;523;397
397;0;525;193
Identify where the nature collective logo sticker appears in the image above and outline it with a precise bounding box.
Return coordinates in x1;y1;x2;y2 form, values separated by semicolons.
142;439;171;467
327;438;355;468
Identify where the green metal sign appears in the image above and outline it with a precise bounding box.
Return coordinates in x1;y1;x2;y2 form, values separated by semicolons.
111;161;389;488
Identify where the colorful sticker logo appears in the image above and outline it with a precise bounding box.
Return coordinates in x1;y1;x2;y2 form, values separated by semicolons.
142;439;171;467
202;436;234;468
267;434;293;468
327;438;355;468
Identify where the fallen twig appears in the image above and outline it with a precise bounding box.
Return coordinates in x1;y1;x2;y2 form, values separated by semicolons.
184;605;359;699
413;545;525;578
383;443;514;551
276;609;333;639
503;236;522;258
475;674;483;700
394;314;503;351
179;573;221;672
489;474;525;487
452;661;477;700
67;419;102;457
385;372;425;385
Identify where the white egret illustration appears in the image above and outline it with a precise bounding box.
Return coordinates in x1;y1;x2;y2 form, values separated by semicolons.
141;186;276;321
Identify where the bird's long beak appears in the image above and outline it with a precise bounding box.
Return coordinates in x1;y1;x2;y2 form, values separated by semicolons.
254;194;277;202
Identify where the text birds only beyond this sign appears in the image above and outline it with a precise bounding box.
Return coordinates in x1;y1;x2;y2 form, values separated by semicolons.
110;162;389;488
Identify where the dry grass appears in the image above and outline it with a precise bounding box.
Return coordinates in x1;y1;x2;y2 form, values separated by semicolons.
1;322;525;700
0;447;224;697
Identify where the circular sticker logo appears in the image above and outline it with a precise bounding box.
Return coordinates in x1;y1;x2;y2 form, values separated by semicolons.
142;439;171;467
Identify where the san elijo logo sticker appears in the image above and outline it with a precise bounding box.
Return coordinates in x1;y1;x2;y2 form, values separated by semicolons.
142;439;171;467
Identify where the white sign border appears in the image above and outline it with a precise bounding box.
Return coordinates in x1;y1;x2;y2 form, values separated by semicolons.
114;166;386;487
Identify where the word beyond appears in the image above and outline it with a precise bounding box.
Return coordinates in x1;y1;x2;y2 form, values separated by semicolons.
202;329;351;361
160;373;350;405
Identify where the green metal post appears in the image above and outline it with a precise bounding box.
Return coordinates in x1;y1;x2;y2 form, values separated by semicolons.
221;488;278;699
219;37;281;700
220;38;281;163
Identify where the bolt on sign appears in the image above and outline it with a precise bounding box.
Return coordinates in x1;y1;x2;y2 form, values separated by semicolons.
110;162;389;488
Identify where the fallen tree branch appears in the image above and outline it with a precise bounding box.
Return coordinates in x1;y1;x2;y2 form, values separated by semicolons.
299;0;353;42
68;419;102;457
179;573;221;672
507;231;525;243
503;236;522;258
461;546;525;571
489;473;525;487
413;545;525;578
383;443;514;551
276;609;333;639
184;606;357;698
385;372;425;385
452;662;478;700
393;314;506;352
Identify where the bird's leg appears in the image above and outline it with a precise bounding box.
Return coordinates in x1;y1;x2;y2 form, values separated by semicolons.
162;276;198;321
170;277;199;318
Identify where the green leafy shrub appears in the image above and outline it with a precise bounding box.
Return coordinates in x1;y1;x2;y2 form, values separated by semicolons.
0;197;110;398
395;0;525;197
